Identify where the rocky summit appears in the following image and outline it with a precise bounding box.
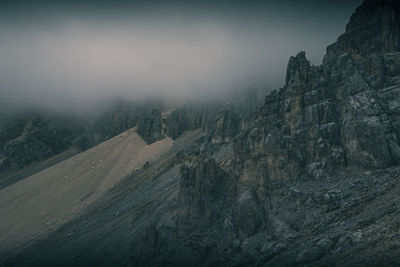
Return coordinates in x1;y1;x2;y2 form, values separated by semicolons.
1;0;400;266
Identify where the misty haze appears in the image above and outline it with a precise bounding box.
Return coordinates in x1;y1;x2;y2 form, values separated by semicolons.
2;0;400;266
1;0;359;112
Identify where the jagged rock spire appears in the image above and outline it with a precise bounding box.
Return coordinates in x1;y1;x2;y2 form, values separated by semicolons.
285;51;310;90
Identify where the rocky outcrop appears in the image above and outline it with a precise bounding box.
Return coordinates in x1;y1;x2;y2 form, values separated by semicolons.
235;0;400;182
0;114;85;173
163;101;255;145
177;158;232;236
136;109;165;144
163;105;212;140
328;0;400;55
160;103;242;144
210;104;241;143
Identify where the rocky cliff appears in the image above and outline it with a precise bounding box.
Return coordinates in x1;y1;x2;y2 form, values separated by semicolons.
155;0;400;265
239;0;400;180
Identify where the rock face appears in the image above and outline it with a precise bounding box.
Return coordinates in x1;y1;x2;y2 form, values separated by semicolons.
157;102;244;146
166;0;400;265
0;114;85;174
237;0;400;182
136;109;165;144
177;158;232;236
163;104;213;140
329;0;400;55
211;104;241;143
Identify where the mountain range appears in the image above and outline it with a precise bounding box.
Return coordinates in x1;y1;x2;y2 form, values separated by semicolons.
1;0;400;266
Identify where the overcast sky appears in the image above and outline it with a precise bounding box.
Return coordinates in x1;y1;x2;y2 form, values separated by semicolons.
0;0;362;112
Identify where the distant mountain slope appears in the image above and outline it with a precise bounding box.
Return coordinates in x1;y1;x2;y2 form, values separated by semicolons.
0;127;203;256
0;100;165;177
0;89;264;178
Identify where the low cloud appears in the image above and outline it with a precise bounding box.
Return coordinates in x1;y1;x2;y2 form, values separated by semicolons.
0;1;361;113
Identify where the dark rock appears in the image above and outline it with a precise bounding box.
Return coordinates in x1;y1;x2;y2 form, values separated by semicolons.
327;0;400;56
236;0;400;180
234;191;263;237
177;157;231;236
317;238;334;251
136;109;165;144
295;246;324;264
163;105;209;140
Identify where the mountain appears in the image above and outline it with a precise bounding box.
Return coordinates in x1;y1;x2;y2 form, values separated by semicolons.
0;99;166;179
1;0;400;266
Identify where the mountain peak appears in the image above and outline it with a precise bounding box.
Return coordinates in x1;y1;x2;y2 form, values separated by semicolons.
328;0;400;55
285;51;310;88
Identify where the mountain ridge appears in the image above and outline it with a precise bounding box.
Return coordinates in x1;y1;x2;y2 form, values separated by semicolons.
2;0;400;266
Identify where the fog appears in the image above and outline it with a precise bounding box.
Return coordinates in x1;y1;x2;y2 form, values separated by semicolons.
0;0;362;113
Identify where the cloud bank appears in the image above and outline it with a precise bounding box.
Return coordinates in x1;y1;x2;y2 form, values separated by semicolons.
0;0;362;113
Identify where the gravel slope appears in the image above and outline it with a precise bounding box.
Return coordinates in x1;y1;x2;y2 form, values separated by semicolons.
0;127;174;256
